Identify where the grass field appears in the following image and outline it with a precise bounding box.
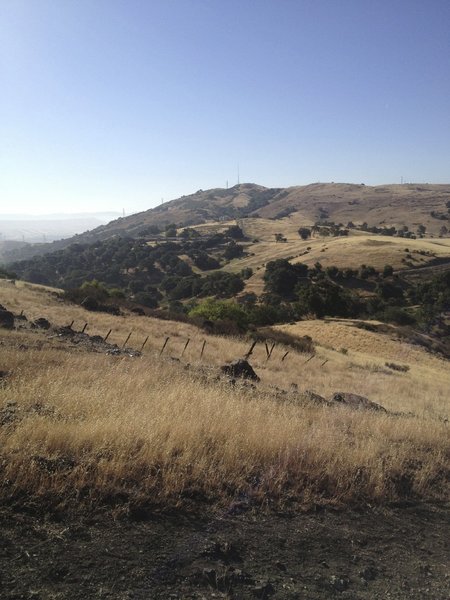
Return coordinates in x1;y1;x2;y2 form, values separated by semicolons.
219;226;450;294
1;280;449;513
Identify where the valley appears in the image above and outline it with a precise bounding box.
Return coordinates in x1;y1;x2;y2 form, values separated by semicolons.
1;182;449;599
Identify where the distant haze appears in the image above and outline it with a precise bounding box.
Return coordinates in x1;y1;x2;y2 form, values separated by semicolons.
0;212;122;243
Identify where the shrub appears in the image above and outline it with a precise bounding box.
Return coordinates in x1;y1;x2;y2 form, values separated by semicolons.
223;242;244;260
134;292;159;308
380;307;417;326
225;225;245;239
188;298;249;331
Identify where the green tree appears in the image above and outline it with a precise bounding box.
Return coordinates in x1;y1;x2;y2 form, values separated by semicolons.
189;299;249;330
264;259;308;298
298;227;311;240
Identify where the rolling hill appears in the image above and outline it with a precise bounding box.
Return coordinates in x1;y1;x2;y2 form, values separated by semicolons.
3;182;450;262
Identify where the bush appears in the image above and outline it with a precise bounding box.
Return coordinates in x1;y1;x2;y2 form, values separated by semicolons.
134;292;159;308
225;225;245;239
298;227;311;240
380;307;417;326
223;242;244;260
188;298;249;331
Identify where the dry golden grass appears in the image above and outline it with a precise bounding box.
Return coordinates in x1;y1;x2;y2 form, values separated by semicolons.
221;230;450;294
1;335;448;513
0;281;449;512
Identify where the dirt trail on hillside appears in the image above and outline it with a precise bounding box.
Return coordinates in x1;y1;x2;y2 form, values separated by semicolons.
1;503;448;599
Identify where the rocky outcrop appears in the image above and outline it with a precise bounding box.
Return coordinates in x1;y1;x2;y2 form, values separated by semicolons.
331;392;386;412
221;359;260;382
0;309;14;329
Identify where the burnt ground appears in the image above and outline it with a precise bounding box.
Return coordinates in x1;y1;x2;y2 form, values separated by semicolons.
0;503;448;600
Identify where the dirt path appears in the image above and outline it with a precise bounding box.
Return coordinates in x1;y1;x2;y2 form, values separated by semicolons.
1;503;448;599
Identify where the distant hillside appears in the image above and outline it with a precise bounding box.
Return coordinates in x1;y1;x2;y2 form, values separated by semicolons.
3;182;450;263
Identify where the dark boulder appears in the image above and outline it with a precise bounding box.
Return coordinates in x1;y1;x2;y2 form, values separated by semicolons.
33;317;51;329
0;309;14;329
221;359;260;382
331;392;386;412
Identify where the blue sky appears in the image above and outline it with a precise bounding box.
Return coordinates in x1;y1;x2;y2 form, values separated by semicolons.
1;0;449;214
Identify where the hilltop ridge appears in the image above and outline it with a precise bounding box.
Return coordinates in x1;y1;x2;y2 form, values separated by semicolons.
3;182;450;262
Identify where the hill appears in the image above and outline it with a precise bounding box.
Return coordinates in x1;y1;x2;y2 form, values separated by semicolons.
3;182;450;262
0;279;449;599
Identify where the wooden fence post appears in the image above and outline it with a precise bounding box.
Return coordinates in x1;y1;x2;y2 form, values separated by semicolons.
160;336;170;355
181;338;190;357
244;340;257;360
200;340;206;358
303;354;315;365
81;323;88;334
140;336;149;352
104;329;112;343
266;342;276;361
281;351;289;362
122;331;132;348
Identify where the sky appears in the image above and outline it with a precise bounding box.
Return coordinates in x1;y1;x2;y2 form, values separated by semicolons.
1;0;449;215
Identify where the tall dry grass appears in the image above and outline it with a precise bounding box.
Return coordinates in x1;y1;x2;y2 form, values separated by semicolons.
1;280;449;512
0;329;448;513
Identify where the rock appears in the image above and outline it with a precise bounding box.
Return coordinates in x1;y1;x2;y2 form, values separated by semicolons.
304;390;330;405
331;392;386;412
201;540;242;563
221;359;260;382
328;575;350;592
33;317;51;330
252;582;275;598
359;565;377;581
0;309;14;329
56;326;74;337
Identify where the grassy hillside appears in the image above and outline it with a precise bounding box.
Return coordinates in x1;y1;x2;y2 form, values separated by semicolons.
223;228;450;294
1;280;448;515
3;182;450;263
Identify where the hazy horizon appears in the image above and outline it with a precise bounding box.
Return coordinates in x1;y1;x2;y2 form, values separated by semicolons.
1;1;449;215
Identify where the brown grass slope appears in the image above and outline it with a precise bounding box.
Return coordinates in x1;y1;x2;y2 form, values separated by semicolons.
4;182;450;263
67;182;450;238
0;280;449;514
82;182;450;237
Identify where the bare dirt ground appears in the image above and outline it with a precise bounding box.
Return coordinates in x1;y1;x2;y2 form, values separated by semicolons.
1;503;449;599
